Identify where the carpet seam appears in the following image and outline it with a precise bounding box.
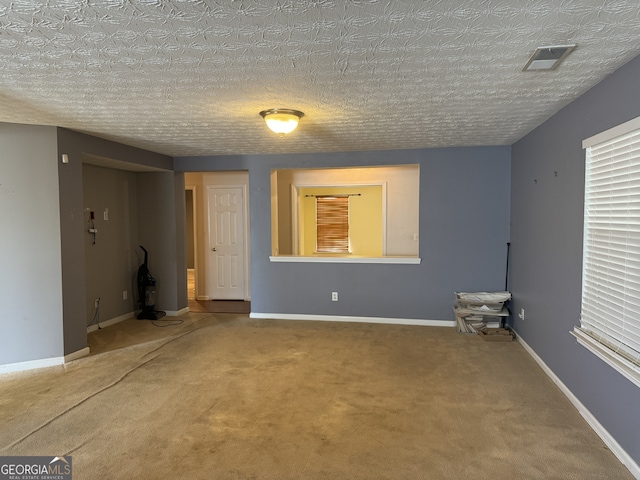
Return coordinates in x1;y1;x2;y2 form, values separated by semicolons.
2;354;160;450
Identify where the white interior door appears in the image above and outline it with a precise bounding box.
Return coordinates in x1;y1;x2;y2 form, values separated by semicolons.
206;186;246;300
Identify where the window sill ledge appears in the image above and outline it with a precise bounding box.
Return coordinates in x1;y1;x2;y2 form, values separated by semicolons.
572;327;640;389
269;255;421;264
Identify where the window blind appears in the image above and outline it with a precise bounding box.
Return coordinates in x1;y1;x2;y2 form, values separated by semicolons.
316;196;349;253
580;126;640;369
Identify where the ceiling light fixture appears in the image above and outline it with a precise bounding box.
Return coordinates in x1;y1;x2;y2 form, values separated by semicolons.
260;108;304;135
523;45;576;71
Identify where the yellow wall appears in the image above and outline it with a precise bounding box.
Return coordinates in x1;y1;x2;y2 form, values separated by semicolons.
299;186;383;256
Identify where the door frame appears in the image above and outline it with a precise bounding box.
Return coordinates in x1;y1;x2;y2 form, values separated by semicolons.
290;182;388;256
205;183;250;301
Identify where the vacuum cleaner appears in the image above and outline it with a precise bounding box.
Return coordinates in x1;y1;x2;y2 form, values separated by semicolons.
136;245;166;320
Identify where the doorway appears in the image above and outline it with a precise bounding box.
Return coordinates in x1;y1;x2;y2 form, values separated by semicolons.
206;185;247;300
184;171;251;314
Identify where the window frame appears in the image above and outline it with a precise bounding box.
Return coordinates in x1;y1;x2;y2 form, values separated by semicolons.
573;115;640;389
270;165;421;264
291;183;388;257
315;195;351;254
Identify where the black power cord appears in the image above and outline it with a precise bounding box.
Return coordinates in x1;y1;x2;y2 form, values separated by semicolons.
87;297;101;329
150;318;184;327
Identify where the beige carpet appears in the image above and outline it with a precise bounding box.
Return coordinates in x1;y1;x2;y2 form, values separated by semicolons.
0;313;633;479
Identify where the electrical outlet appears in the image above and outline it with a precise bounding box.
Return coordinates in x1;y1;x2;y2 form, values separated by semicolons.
123;290;128;300
332;292;338;302
94;298;100;308
518;308;525;320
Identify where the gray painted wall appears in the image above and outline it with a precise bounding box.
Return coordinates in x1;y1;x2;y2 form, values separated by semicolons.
83;165;139;323
0;123;64;365
510;54;640;465
136;171;187;312
175;146;511;320
83;167;187;319
57;128;179;355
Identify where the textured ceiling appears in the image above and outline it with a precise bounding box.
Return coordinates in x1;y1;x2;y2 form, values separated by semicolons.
1;1;640;157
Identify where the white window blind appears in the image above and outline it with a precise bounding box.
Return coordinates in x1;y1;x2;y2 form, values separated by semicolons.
316;196;349;253
578;125;640;377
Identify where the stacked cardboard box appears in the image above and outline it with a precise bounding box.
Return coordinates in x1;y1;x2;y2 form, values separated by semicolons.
479;327;515;341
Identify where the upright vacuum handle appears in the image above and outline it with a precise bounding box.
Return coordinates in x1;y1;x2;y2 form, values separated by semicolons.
139;245;148;266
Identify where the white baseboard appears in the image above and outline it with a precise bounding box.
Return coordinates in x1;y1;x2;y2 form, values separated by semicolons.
0;356;64;375
0;348;91;375
166;307;189;316
87;311;134;333
250;312;455;328
196;295;209;301
85;307;189;329
64;347;90;363
516;332;640;480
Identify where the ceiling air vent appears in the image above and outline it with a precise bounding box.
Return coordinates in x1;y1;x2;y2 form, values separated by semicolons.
523;45;576;71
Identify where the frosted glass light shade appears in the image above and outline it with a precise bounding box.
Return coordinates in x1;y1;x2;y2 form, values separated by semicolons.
260;109;304;134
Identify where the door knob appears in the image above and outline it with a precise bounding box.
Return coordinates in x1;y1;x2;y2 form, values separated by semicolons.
211;247;217;251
